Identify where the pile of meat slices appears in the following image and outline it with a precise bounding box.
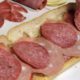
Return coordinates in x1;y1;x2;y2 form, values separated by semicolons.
1;0;80;80
0;0;47;27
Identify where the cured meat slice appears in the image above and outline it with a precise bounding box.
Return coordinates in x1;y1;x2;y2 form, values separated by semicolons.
0;18;4;27
0;9;26;22
0;46;21;80
13;0;47;10
32;37;65;75
40;22;77;48
0;0;27;22
12;41;50;69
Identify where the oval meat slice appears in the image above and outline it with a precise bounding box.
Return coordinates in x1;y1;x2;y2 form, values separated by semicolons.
0;18;4;27
12;41;49;69
40;22;77;48
13;0;47;10
0;47;21;80
32;37;65;76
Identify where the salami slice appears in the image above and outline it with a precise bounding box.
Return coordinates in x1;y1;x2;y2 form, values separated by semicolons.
40;22;77;48
32;37;65;75
0;0;27;22
0;47;21;80
12;41;49;69
13;0;47;10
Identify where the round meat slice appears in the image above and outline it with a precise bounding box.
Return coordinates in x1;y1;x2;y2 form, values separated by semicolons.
0;47;21;80
40;22;77;48
12;41;50;69
32;37;65;76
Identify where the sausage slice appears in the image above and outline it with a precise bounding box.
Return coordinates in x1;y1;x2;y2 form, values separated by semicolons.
12;41;50;69
40;22;77;48
0;47;21;80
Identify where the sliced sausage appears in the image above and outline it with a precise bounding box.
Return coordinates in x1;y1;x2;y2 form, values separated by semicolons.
13;0;47;10
0;0;27;22
32;37;65;76
12;41;50;69
0;47;21;80
40;22;77;48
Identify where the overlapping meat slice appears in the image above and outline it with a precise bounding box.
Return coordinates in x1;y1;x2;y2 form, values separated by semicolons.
12;40;50;69
0;44;32;80
0;44;21;80
0;0;27;22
